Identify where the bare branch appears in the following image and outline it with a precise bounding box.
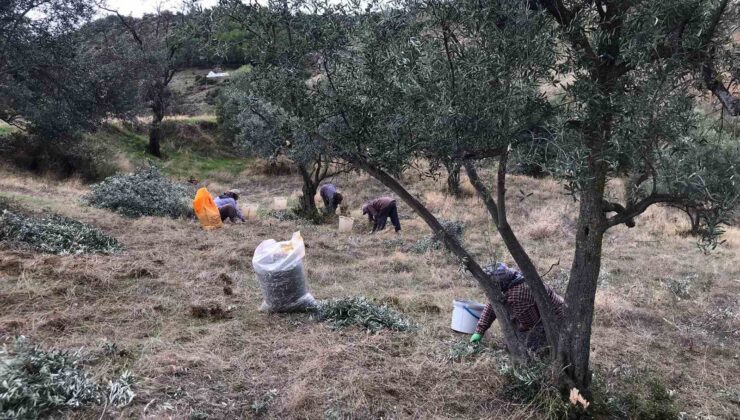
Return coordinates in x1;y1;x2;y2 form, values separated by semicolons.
607;193;690;228
356;158;529;361
98;3;145;48
702;63;740;116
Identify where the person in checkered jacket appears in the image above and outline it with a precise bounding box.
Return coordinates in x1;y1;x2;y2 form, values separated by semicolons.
471;262;564;352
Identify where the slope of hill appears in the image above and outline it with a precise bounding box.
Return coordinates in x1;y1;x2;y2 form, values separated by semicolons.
1;164;738;418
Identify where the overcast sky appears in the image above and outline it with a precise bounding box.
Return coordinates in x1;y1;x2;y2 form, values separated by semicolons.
99;0;220;17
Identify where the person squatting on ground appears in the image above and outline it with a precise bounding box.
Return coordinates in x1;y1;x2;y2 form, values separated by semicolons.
215;190;245;223
319;183;344;215
471;262;564;353
362;196;402;233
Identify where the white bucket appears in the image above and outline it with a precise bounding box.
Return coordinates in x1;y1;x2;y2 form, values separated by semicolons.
273;197;288;210
451;300;485;333
243;204;259;220
338;216;354;233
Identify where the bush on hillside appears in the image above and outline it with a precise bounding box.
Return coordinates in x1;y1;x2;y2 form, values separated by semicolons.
0;210;120;255
86;166;191;218
0;337;135;419
0;133;118;182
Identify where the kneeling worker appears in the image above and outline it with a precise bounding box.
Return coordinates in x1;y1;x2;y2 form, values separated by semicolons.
215;190;245;223
362;196;401;233
471;262;564;352
319;183;344;215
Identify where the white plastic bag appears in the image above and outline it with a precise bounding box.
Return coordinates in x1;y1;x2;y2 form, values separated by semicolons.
252;231;316;312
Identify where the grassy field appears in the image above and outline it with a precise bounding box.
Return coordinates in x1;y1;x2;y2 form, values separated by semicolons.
91;118;252;183
0;164;739;419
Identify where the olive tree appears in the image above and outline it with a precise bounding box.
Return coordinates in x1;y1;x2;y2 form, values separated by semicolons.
100;7;187;158
223;0;740;399
213;2;354;217
0;0;137;138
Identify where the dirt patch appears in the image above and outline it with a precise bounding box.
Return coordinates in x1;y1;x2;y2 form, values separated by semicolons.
118;266;158;279
190;302;234;320
39;313;70;333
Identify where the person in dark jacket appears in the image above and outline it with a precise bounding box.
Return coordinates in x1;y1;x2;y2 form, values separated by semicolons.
362;196;401;233
471;262;564;352
319;183;344;215
215;190;245;222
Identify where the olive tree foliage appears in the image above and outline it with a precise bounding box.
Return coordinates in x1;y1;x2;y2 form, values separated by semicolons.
214;1;353;217
221;0;739;399
506;0;740;394
0;0;137;138
321;0;563;361
658;132;740;244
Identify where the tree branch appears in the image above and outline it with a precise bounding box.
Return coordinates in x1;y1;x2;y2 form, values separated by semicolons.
606;193;689;228
602;200;636;228
354;158;529;361
702;63;740;116
99;4;145;48
465;156;561;351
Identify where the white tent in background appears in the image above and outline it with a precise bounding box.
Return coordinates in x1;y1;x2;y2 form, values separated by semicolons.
206;70;229;79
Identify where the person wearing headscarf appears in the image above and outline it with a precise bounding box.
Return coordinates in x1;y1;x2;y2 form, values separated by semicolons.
319;183;344;215
471;262;564;352
214;189;245;222
362;196;401;233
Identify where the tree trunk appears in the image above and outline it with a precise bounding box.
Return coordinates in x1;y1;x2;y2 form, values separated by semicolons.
148;101;165;158
464;160;561;352
298;165;319;217
148;121;163;158
445;161;462;196
357;159;530;361
685;206;702;235
556;184;607;395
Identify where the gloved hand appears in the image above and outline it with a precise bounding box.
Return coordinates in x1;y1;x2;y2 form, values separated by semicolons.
470;333;482;343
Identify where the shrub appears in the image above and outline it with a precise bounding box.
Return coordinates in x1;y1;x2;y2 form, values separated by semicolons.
411;219;465;254
312;297;414;332
86;166;191;218
0;210;120;255
0;337;136;419
0;133;117;182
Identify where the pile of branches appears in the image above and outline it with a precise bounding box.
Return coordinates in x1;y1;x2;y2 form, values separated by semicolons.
0;337;134;419
85;166;191;218
411;219;465;254
313;297;414;332
0;210;120;255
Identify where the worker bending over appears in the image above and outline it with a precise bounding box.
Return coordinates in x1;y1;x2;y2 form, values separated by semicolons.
471;262;564;352
215;190;245;223
319;183;344;215
362;196;401;233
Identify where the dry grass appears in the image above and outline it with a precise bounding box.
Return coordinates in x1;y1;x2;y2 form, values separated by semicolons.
1;166;739;419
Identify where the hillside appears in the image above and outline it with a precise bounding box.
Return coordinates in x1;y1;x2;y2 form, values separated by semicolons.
1;163;738;418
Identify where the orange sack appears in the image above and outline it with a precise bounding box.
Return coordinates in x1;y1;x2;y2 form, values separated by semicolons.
193;187;223;230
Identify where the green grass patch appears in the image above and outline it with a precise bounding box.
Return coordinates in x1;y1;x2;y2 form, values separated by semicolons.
93;122;252;181
161;150;251;180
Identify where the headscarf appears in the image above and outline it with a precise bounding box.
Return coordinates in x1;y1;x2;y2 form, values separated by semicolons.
483;262;525;291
